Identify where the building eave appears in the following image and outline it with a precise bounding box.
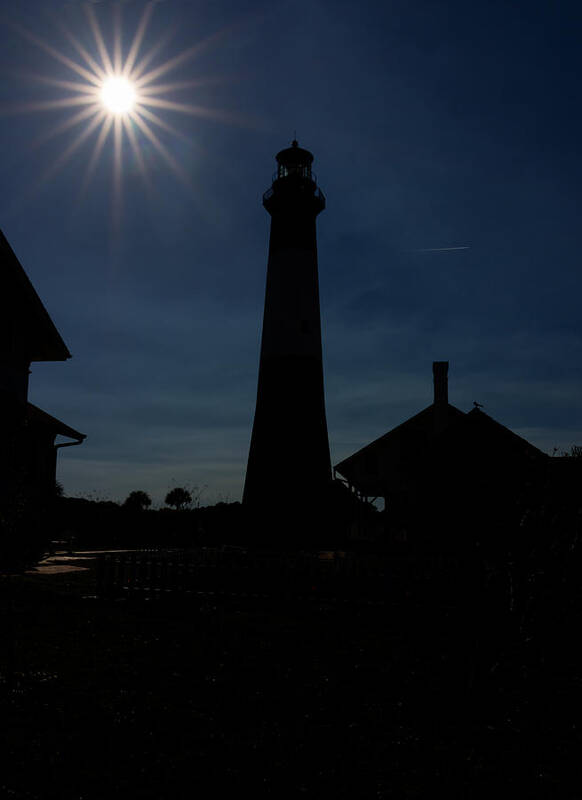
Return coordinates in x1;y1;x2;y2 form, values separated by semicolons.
27;403;86;442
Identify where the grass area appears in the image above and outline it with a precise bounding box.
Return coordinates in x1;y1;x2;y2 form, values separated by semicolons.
1;557;580;798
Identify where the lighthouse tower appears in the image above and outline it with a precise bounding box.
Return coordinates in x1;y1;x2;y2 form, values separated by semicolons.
243;141;331;520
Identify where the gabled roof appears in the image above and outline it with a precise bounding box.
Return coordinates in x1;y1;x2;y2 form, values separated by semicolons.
334;403;547;497
27;403;85;442
335;402;465;479
454;407;547;461
1;228;70;361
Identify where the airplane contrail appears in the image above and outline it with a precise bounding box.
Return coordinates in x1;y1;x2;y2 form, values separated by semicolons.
417;246;470;252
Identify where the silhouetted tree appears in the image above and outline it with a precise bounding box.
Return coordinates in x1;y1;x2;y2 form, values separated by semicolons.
123;490;152;511
165;487;192;511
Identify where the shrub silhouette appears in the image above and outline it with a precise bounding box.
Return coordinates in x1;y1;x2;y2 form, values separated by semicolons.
165;487;192;511
123;490;152;511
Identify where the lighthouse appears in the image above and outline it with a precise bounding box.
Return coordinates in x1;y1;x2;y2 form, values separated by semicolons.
243;141;331;523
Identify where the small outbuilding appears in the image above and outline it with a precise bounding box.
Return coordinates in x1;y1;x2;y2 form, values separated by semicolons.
334;362;548;549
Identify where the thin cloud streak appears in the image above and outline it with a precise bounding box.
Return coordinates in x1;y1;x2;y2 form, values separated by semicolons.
416;246;471;252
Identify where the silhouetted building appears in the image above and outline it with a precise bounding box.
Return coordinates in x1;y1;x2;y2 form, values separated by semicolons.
244;141;331;524
1;229;85;509
335;362;548;549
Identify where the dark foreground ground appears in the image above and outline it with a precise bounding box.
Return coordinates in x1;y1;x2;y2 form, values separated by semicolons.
1;552;580;799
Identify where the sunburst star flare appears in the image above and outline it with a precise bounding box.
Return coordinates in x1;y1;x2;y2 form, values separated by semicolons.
4;3;247;219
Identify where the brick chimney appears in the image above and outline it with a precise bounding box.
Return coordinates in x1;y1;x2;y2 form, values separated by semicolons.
433;361;449;433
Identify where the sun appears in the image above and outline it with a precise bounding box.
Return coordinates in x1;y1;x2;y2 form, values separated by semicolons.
100;76;137;115
5;3;244;212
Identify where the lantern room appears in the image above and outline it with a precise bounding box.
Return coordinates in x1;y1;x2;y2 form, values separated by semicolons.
274;139;315;183
263;139;325;215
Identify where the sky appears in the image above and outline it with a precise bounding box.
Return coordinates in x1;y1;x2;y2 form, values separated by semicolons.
0;0;581;506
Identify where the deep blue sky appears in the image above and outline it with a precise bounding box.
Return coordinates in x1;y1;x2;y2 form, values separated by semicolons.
1;0;581;505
